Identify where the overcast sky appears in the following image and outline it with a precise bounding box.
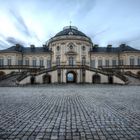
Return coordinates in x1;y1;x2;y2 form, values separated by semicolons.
0;0;140;49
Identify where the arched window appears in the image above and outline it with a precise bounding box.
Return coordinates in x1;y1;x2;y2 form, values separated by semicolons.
112;59;117;66
119;59;123;66
0;57;4;66
90;59;95;68
18;58;22;65
69;57;74;66
98;59;102;67
25;58;29;66
47;59;51;68
7;56;12;65
56;56;60;66
130;57;135;66
40;58;44;66
105;59;109;67
32;57;37;67
82;57;86;65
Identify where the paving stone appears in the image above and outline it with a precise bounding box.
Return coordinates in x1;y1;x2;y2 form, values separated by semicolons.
0;85;140;140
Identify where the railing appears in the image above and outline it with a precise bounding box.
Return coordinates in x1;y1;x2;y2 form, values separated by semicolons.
0;65;44;69
16;71;30;82
99;65;140;69
0;72;20;81
125;71;140;79
113;71;129;83
1;64;140;70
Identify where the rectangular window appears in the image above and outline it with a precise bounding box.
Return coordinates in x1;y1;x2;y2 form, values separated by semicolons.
112;60;116;66
69;57;74;66
56;57;60;66
32;60;36;67
137;57;140;65
130;58;135;66
82;58;86;65
90;60;95;68
105;60;109;67
25;60;29;66
47;60;51;68
40;60;44;66
0;59;4;66
8;59;12;65
18;60;22;65
119;59;123;65
98;59;102;67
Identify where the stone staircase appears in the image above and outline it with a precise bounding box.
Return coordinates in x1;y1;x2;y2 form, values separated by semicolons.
125;75;140;85
0;73;20;86
16;65;129;84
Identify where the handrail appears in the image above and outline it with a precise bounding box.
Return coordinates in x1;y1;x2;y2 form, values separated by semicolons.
125;71;140;79
0;65;44;69
0;72;20;81
99;65;140;69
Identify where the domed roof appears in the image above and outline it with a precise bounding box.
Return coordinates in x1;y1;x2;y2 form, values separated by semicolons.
55;26;88;38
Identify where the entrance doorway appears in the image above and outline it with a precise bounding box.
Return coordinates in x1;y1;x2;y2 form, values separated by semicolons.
66;71;77;83
43;74;51;84
30;76;35;84
108;76;113;84
92;74;101;84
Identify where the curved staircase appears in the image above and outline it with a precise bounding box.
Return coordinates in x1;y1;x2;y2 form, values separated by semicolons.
0;72;20;86
16;65;129;84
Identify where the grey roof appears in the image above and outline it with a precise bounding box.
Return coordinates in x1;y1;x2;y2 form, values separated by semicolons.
0;44;139;54
0;45;51;54
90;44;140;53
55;26;88;38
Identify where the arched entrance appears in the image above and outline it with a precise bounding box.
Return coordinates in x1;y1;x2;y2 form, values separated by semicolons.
108;76;113;84
30;76;35;84
66;71;77;83
43;74;51;84
92;74;101;84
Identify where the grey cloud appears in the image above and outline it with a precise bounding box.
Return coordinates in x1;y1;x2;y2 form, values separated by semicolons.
9;9;31;37
0;0;140;49
70;0;96;19
0;40;10;49
6;37;26;46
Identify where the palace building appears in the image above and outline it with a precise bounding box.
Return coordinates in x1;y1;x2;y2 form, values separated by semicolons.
0;26;140;85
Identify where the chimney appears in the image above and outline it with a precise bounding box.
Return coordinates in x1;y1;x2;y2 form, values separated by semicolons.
120;44;126;47
107;45;112;48
43;44;47;48
15;44;21;51
93;44;99;48
30;44;35;49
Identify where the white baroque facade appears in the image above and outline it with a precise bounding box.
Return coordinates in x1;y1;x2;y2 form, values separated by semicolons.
0;26;140;84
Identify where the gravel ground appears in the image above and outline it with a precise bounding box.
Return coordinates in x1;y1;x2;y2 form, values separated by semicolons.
0;85;140;140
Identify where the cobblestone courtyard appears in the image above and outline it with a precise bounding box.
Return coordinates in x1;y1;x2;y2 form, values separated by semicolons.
0;85;140;140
